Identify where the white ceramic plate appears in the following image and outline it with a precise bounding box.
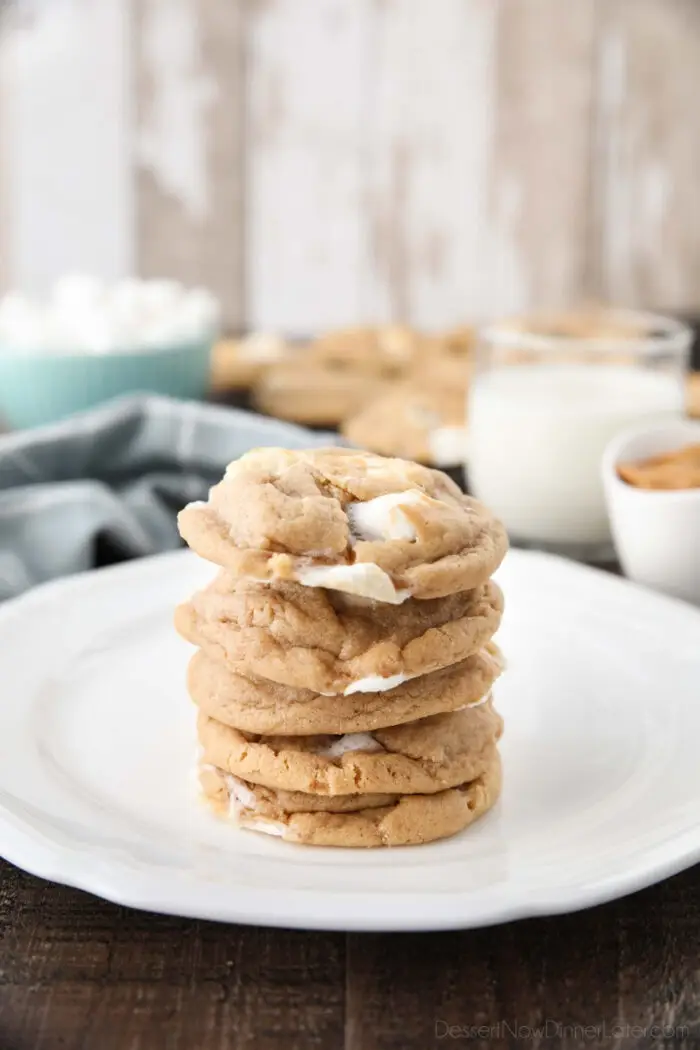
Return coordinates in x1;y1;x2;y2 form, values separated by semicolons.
1;548;699;931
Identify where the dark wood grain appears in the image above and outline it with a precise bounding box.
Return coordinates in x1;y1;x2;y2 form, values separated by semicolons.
2;857;700;1049
0;861;344;1050
346;867;700;1050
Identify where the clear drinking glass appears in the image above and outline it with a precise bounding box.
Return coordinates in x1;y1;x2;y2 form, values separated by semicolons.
466;309;692;561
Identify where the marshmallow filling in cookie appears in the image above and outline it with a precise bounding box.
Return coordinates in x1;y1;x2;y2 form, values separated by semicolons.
342;671;413;696
314;732;384;758
226;773;285;836
454;690;492;712
347;490;429;542
297;562;410;604
297;490;438;602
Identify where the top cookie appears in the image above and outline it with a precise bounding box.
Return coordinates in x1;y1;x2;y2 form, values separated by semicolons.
178;448;508;601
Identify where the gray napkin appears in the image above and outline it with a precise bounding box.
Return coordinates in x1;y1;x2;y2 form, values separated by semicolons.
0;395;337;601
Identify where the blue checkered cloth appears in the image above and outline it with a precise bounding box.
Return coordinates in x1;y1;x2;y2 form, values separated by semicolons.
0;395;337;600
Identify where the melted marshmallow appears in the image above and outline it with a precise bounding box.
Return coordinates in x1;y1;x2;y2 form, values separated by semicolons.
297;562;410;604
239;818;286;838
226;774;258;810
454;691;492;712
343;672;410;696
226;775;286;837
317;733;383;759
348;489;431;542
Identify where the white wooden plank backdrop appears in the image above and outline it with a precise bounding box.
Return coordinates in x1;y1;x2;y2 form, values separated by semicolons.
0;0;699;332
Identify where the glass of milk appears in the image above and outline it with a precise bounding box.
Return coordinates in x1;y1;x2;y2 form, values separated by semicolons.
467;310;692;560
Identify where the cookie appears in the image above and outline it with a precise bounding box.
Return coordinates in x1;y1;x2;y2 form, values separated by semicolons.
201;766;397;815
439;325;476;357
175;574;503;694
199;752;501;847
343;380;467;467
197;700;502;796
211;333;291;392
188;645;504;735
309;324;423;378
252;359;389;427
688;373;700;419
178;448;508;601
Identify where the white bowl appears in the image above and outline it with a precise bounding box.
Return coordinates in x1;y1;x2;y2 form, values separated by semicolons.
602;418;700;604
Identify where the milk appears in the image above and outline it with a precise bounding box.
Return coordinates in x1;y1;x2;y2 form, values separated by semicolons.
467;364;684;548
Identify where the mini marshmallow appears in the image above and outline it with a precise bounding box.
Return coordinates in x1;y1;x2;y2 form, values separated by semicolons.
343;672;411;696
0;276;220;355
348;489;432;543
317;733;383;758
297;562;410;604
427;426;468;467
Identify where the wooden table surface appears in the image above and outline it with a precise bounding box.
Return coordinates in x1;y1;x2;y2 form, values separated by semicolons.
1;857;699;1049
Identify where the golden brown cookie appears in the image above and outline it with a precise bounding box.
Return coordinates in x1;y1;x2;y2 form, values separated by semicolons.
188;645;505;735
178;448;508;601
211;333;292;392
175;574;503;694
197;701;502;796
252;361;389;427
343;380;467;466
199;752;501;847
201;767;396;815
688;373;700;419
309;324;423;378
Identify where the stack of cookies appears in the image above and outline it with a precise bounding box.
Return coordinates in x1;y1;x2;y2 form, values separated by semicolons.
176;447;508;848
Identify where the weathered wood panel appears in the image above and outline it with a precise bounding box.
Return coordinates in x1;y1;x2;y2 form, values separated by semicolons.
245;0;371;333
135;0;245;327
1;0;700;327
361;0;498;328
491;0;600;312
0;9;11;294
0;0;133;296
597;0;700;310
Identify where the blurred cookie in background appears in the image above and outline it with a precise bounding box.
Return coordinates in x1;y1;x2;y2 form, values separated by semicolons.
309;324;424;379
435;324;476;358
688;372;700;418
211;332;291;392
342;381;467;468
252;359;390;427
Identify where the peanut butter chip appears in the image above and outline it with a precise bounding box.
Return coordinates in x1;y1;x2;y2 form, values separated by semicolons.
618;444;700;490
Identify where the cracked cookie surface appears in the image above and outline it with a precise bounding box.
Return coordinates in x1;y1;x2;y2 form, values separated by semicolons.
178;447;508;601
175;573;503;694
197;701;502;796
188;645;504;735
199;752;501;847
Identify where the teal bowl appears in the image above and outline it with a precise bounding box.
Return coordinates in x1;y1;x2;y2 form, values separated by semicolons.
0;337;213;429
